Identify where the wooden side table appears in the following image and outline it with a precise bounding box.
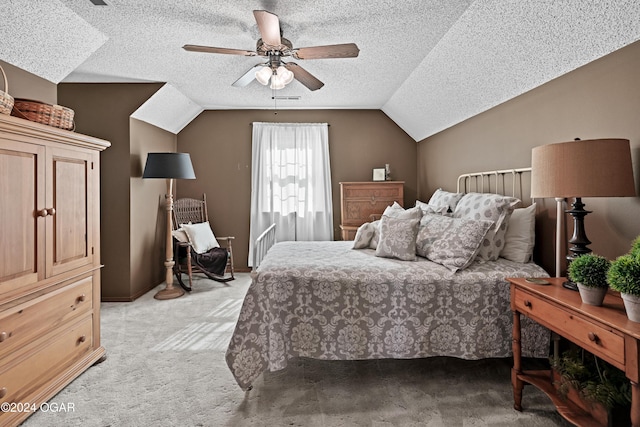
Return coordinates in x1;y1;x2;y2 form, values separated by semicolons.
508;277;640;427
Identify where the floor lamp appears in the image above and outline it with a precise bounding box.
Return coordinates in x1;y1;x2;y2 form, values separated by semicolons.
143;152;196;300
531;138;636;290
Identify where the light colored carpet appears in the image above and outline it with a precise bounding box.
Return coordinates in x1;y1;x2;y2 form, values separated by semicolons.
20;273;570;427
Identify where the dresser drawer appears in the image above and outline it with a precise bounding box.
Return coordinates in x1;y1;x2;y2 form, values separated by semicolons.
514;288;624;366
0;315;93;405
0;277;92;359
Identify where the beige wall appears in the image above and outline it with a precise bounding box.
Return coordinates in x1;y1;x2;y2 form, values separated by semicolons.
130;118;177;298
417;40;640;275
0;60;57;105
177;109;418;270
58;83;166;301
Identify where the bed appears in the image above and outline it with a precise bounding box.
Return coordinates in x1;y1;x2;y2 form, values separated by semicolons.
226;169;551;391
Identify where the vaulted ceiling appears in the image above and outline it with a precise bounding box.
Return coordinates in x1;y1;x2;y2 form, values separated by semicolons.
1;1;639;139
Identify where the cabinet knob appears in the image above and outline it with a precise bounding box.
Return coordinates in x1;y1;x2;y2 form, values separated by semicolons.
524;300;532;308
0;387;6;398
0;332;6;342
46;208;56;216
78;335;87;343
77;294;86;303
588;332;599;343
37;209;48;217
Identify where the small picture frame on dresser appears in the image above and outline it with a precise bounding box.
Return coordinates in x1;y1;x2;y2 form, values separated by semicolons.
372;168;386;181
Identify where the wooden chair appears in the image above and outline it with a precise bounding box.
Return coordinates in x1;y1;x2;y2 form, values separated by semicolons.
172;194;234;291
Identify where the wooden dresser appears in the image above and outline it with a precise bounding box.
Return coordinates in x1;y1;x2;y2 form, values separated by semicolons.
339;181;404;240
0;114;109;426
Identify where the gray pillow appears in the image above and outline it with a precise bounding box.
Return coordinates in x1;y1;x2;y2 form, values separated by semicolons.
427;188;464;213
453;193;520;261
416;214;493;272
375;215;420;261
352;222;375;249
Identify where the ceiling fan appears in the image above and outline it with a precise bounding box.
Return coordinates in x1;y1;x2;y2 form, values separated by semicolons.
183;10;360;91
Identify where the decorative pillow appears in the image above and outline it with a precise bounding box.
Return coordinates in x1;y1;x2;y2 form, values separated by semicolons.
375;215;420;261
453;193;520;261
352;222;375;249
415;200;449;215
382;202;423;220
181;221;220;254
428;188;464;213
416;214;493;272
500;203;536;263
171;228;190;243
368;220;381;250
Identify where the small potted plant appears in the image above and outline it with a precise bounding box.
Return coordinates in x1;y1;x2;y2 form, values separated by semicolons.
607;251;640;322
568;254;610;306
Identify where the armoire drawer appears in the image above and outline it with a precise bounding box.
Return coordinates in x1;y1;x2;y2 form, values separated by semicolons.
0;315;93;406
0;277;92;359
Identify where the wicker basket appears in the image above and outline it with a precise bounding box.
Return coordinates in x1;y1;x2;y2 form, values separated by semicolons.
0;65;14;115
11;98;75;130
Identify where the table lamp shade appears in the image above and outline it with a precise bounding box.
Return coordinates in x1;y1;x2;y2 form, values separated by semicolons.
142;152;196;179
531;138;635;198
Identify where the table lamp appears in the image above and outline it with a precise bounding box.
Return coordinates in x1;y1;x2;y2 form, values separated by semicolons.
143;152;196;299
531;138;636;290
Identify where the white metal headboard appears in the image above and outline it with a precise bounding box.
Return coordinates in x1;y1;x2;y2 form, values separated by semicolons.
456;167;532;201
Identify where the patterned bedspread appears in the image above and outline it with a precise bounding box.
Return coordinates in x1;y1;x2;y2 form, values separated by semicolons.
226;241;550;390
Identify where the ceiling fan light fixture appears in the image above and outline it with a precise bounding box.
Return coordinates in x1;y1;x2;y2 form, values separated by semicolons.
277;66;294;85
270;74;286;90
255;66;272;85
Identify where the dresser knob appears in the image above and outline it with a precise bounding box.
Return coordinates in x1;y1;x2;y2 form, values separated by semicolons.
0;332;6;342
37;209;48;217
0;387;6;398
588;332;599;343
78;335;87;343
46;208;56;216
77;294;86;303
524;300;532;308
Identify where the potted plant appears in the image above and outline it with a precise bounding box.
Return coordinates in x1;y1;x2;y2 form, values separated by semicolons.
607;251;640;322
568;254;610;306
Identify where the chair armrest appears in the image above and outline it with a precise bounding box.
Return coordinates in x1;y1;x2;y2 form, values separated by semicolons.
216;236;235;242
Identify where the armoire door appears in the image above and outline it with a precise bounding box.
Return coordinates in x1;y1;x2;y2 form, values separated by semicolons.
46;146;95;277
0;140;46;298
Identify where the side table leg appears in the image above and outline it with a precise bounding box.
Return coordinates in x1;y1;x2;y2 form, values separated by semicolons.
631;380;639;427
512;310;523;411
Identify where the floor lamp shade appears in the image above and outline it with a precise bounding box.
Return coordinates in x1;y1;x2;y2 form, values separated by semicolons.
531;138;635;199
142;152;196;179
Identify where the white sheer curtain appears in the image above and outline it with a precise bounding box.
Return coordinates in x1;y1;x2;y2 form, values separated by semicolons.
249;122;333;265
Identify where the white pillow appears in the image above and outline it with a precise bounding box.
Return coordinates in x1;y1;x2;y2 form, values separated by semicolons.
181;221;220;254
382;202;423;220
172;228;189;243
500;203;536;263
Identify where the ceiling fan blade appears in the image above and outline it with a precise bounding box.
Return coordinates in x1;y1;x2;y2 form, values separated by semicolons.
293;43;360;60
284;63;324;91
183;44;256;56
232;64;263;87
253;10;281;46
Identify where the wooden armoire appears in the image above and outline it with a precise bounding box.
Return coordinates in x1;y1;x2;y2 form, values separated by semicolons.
0;114;109;426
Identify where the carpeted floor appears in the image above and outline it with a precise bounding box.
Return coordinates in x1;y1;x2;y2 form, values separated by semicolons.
20;273;570;427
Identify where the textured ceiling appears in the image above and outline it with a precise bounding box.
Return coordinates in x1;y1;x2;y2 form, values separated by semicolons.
1;1;639;138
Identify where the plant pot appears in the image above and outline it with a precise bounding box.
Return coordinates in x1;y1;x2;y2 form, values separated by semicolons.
621;293;640;322
577;283;608;306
